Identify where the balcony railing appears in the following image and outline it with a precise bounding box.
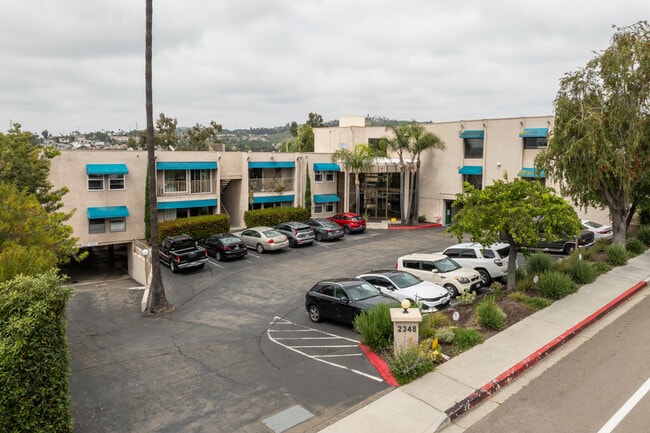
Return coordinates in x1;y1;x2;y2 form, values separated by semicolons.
249;177;294;193
157;180;217;197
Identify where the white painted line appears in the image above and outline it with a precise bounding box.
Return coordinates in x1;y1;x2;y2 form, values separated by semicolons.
291;345;359;349
597;377;650;433
313;354;363;359
208;261;223;268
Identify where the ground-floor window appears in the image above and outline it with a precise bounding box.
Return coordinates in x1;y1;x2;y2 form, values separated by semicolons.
109;218;126;232
89;218;127;233
89;219;106;234
314;202;336;214
463;174;483;190
163;207;213;220
251;201;291;210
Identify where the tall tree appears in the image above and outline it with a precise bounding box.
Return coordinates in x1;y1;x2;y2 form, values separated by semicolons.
182;121;223;151
279;124;314;152
331;144;374;214
383;124;411;224
155;113;178;150
447;177;582;291
406;123;445;224
536;21;650;245
145;0;171;314
306;112;324;128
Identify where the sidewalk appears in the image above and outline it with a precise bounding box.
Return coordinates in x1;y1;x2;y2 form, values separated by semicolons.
319;250;650;433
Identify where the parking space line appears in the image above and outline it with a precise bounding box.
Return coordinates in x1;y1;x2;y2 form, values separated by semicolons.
267;317;383;382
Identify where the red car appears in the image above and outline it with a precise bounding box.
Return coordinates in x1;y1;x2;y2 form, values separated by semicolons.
327;213;366;234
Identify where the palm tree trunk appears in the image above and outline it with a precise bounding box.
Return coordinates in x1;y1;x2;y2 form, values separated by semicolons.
146;0;171;313
399;165;406;224
354;171;361;214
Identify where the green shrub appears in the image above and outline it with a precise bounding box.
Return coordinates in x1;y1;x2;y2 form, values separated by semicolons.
243;207;310;228
419;311;451;339
458;290;477;305
639;206;650;226
514;267;527;282
526;252;553;275
568;259;597;284
538;271;577;300
626;237;646;256
158;214;231;242
0;271;74;433
591;262;612;275
353;303;396;352
434;326;456;343
634;225;650;246
418;215;427;223
475;297;507;331
605;244;629;266
490;280;504;292
508;291;550;311
452;327;484;353
389;339;441;385
515;274;535;292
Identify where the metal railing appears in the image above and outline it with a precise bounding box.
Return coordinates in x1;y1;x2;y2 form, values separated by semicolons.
249;177;294;193
157;180;217;197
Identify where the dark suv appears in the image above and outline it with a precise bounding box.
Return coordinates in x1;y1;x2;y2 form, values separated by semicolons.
274;221;315;247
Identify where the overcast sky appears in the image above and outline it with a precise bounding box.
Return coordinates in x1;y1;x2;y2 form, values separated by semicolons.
1;1;648;135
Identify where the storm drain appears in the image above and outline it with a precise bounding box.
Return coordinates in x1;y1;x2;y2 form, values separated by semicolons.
262;405;314;432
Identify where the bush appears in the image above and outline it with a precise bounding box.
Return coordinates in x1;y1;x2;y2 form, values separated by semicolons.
434;326;455;343
606;244;629;266
475;297;507;331
515;274;535;292
0;271;73;433
508;292;550;311
634;225;650;246
452;327;484;353
243;207;310;228
526;252;553;275
591;262;612;275
538;271;577;300
389;339;441;385
568;259;597;284
158;214;230;242
458;290;477;305
353;303;396;352
639;206;650;226
626;237;645;256
419;311;451;339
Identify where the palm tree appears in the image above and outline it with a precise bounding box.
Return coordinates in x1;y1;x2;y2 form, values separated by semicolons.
384;124;411;224
331;144;374;214
146;0;171;313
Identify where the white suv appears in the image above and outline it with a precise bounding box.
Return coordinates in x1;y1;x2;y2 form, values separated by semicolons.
440;242;512;285
395;253;483;297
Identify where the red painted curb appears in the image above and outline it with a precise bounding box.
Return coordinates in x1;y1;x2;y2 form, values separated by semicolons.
387;223;442;230
445;279;648;420
359;344;399;387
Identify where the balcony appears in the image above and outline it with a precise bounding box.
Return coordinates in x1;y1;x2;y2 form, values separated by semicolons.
157;180;217;197
249;177;294;193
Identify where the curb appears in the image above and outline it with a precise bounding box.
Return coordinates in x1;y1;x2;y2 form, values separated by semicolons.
387;223;442;231
443;278;649;424
359;344;399;387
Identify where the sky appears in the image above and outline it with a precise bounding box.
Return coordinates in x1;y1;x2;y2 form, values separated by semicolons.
1;1;649;136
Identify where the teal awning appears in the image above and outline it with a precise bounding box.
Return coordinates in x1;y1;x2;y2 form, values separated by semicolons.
156;161;218;170
460;130;484;139
158;199;217;210
86;164;128;175
87;206;129;219
313;163;341;172
519;128;548;138
313;194;340;204
248;161;295;169
518;167;546;178
458;166;483;175
252;194;295;204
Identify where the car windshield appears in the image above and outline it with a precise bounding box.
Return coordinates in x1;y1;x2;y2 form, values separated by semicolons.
388;272;421;289
435;258;462;273
321;220;340;228
263;230;282;237
221;237;242;246
350;216;363;221
345;282;381;301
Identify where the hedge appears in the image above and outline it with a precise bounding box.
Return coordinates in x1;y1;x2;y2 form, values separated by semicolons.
158;214;231;242
243;207;310;228
0;271;73;432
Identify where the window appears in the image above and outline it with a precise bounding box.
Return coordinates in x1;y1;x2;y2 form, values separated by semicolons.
402;261;420;270
523;137;547;149
164;169;187;192
109;174;125;190
464;138;484;158
89;219;105;233
88;175;104;190
325;171;335;182
315;170;334;182
314;202;336;214
463;174;483;190
314;172;323;182
109;218;126;232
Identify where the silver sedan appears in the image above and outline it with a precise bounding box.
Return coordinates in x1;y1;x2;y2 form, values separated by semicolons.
236;227;290;253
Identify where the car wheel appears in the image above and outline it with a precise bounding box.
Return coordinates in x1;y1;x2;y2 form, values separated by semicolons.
289;238;296;248
308;304;322;323
477;268;491;286
564;243;576;254
215;251;223;261
170;261;178;274
444;283;458;298
344;225;351;235
315;232;323;242
256;243;265;254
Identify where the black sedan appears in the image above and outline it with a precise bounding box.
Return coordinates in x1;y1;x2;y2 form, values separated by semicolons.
305;278;397;325
304;218;345;241
196;233;247;261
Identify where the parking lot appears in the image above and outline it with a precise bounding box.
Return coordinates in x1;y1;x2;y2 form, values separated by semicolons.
67;227;494;433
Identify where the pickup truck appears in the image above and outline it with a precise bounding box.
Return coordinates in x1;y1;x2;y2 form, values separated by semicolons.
159;234;208;273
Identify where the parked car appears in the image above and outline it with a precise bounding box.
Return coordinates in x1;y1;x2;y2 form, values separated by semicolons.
395;253;483;297
159;234;208;273
582;219;613;241
235;227;290;253
305;278;397;325
440;242;512;285
196;233;247;261
355;270;450;313
524;229;595;254
304;218;345;241
274;221;315;247
327;213;366;234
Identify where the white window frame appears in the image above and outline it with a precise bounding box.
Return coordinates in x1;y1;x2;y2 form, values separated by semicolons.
109;218;126;232
109;174;125;190
314;172;323;182
325;171;335;182
89;219;106;233
88;175;104;190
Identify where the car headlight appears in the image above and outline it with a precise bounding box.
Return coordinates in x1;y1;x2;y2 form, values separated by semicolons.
456;276;470;284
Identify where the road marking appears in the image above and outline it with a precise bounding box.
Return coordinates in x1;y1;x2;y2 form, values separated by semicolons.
208;261;223;268
267;317;383;382
597;377;650;433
